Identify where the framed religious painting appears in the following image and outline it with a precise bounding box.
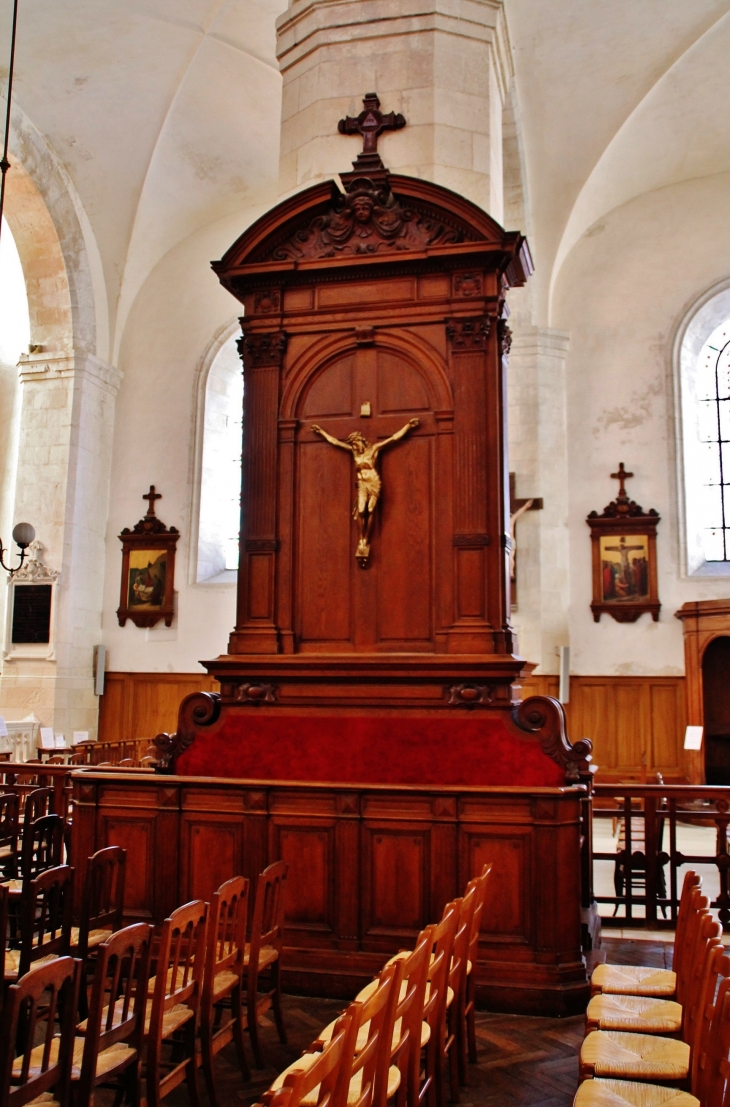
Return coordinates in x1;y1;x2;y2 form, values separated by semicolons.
117;486;179;629
587;463;660;623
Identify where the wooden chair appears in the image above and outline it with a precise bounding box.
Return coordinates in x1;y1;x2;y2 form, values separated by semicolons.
444;887;476;1101
421;900;459;1107
22;786;55;824
4;812;64;900
270;960;403;1107
74;922;153;1107
584;908;720;1036
15;863;74;979
71;845;127;1017
266;1009;358;1107
591;870;701;999
0;955;80;1107
315;930;433;1107
463;863;491;1070
118;758;137;768
199;874;250;1107
145;898;208;1107
246;859;289;1067
579;925;723;1086
0;793;19;879
575;951;730;1107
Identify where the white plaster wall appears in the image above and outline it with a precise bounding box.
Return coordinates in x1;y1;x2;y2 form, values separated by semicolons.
101;209;269;673
552;172;730;676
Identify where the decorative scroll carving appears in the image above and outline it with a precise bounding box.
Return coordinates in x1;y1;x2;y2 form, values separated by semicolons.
254;289;281;314
446;317;491;351
153;691;221;772
447;683;495;708
238;331;287;368
12;540;58;583
512;696;592;783
261;179;472;263
234;682;277;705
497;318;512;356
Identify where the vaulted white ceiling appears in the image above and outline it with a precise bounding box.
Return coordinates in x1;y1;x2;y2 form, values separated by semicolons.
2;0;729;349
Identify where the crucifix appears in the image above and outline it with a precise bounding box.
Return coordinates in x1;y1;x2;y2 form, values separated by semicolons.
142;485;162;518
611;461;633;504
509;473;543;603
338;93;406;174
312;419;419;567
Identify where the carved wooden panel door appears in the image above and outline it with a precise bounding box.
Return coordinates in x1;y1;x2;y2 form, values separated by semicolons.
295;342;438;652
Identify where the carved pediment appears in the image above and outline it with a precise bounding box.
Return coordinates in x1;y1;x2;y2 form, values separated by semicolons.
251;177;481;264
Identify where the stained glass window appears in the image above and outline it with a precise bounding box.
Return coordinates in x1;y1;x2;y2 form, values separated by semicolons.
697;321;730;560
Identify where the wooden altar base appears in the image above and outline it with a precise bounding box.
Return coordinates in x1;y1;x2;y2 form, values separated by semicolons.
71;769;590;1017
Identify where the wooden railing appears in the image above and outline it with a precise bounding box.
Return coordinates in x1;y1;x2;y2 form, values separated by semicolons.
74;737;155;766
592;783;730;931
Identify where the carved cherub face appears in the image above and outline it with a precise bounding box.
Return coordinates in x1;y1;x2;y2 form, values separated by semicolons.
346;432;369;452
351;196;374;224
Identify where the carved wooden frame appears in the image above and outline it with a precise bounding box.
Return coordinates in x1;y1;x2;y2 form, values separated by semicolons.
587;498;660;624
117;500;179;630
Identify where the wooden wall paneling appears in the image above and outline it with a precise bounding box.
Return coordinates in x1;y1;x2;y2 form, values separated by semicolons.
270;818;338;943
96;674;127;745
614;682;647;773
97;672;216;745
71;772;589;1015
650;681;685;775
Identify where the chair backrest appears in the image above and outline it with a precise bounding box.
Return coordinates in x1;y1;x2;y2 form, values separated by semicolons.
690;946;730;1095
0;792;19;863
118;758;137;768
389;927;433;1107
450;886;476;1003
465;864;491;965
684;922;723;1051
202;875;249;1013
350;959;403;1107
250;860;288;962
273;1010;358;1107
673;870;701;980
18;812;64;885
23;786;54;824
424;900;459;1036
19;863;74;977
76;845;127;959
149;898;208;1037
697;969;730;1107
75;922;153;1107
677;889;710;1005
0;955;80;1107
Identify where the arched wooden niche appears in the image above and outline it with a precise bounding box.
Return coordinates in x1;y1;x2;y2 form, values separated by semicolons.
212;172;532;675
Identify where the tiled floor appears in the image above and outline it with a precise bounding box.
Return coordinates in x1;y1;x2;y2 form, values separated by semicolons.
156;936;672;1107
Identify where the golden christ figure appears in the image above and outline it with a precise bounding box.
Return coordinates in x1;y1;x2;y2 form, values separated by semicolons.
311;418;419;566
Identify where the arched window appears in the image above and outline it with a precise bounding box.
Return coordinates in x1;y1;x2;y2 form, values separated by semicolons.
677;284;730;573
196;333;243;583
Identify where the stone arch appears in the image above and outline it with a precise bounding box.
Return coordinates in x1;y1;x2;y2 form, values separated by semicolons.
3;101;106;360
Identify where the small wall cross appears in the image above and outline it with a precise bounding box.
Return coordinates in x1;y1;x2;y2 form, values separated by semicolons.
143;485;162;517
610;462;633;500
338;93;405;173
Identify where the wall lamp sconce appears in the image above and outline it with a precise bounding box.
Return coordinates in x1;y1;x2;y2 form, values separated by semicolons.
0;522;35;575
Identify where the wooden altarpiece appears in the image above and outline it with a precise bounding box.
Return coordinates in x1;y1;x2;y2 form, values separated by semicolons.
146;133;593;1015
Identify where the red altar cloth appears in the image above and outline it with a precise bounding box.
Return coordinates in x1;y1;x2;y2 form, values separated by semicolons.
174;712;565;787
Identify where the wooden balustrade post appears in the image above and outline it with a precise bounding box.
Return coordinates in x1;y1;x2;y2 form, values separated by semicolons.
714;797;730;931
643;794;658;928
624;796;633;922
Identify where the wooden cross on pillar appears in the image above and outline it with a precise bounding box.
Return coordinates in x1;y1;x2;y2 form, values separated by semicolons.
338;93;406;175
611;462;633;503
509;473;543;605
142;485;162;518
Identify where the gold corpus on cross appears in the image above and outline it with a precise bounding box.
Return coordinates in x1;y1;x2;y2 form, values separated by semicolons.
311;419;419;567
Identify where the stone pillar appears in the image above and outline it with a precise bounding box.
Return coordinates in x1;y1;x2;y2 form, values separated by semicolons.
0;351;122;739
507;328;571;673
276;0;511;220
